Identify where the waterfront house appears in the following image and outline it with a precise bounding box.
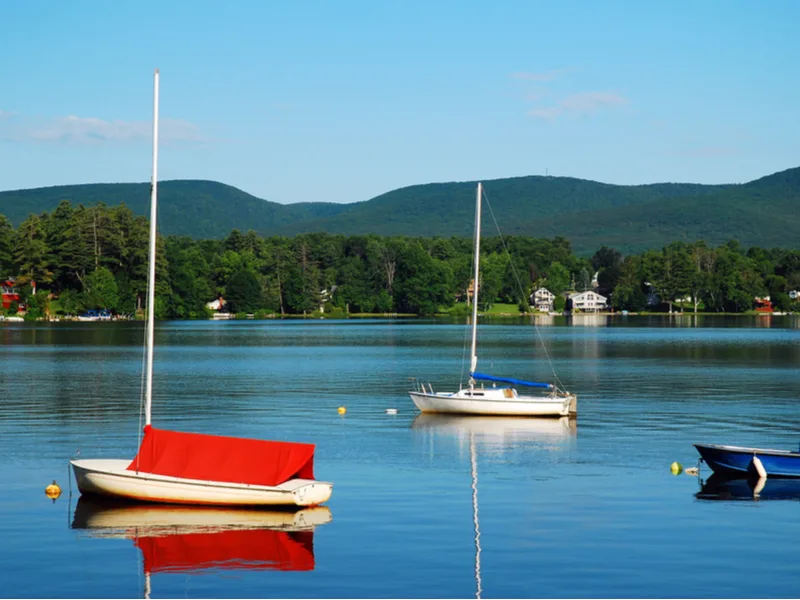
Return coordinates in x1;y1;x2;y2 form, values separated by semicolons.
571;290;608;312
530;287;556;312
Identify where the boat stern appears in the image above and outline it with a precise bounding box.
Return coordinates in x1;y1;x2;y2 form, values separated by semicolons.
288;480;333;507
565;393;577;416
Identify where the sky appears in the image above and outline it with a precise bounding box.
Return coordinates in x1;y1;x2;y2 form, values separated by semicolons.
1;0;798;204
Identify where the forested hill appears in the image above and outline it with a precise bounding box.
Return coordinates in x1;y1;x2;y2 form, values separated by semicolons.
1;166;798;254
0;180;350;241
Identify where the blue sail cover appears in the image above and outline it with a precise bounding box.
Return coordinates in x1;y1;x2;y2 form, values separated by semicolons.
471;372;553;389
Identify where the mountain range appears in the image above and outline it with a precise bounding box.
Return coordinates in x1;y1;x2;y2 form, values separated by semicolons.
1;166;797;255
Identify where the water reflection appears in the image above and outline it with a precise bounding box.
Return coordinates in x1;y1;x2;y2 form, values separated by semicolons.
411;415;575;599
569;314;607;327
411;414;577;451
71;496;331;597
696;474;800;502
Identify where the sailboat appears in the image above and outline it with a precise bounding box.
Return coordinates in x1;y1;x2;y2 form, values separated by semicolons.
409;183;577;417
70;69;332;507
72;496;330;597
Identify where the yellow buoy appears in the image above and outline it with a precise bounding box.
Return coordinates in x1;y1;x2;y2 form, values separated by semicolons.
45;480;61;500
337;406;346;415
670;461;683;475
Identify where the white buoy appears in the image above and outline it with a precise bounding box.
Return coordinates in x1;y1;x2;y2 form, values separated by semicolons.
385;408;398;415
751;455;767;479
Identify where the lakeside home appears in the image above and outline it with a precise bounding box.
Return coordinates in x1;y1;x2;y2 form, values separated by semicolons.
570;291;608;313
531;287;555;312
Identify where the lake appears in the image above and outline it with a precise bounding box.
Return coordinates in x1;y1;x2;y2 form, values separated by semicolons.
1;315;799;598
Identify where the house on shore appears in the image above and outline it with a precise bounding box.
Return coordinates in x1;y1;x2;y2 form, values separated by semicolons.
207;297;234;319
530;287;556;312
570;290;608;312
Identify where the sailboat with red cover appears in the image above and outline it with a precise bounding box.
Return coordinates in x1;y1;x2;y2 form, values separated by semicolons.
70;70;332;507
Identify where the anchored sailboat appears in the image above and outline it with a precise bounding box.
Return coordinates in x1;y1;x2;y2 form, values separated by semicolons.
409;183;577;417
70;69;332;507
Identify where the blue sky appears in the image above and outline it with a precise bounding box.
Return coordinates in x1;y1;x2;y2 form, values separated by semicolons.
1;0;798;204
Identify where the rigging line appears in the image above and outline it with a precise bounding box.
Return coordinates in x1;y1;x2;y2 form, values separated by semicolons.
481;186;566;391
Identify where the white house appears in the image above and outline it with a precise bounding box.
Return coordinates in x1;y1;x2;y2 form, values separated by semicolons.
319;285;338;313
570;291;608;312
530;287;555;312
789;290;799;300
206;297;226;311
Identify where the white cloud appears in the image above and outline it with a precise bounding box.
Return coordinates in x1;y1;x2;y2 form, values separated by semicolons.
0;112;206;144
511;68;627;121
510;68;575;82
527;107;562;121
560;91;628;114
686;145;739;158
527;90;629;121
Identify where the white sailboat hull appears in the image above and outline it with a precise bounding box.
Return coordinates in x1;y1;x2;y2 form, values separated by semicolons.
409;388;576;417
71;459;333;507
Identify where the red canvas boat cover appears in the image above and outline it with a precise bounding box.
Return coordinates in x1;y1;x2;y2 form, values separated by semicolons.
135;528;315;573
127;426;315;486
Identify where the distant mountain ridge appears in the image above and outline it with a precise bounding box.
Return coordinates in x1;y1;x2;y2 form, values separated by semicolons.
1;166;797;255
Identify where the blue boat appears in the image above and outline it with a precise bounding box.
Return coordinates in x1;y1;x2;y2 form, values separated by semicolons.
694;443;800;479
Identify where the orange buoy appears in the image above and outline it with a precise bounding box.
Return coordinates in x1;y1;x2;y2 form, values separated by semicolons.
45;480;61;501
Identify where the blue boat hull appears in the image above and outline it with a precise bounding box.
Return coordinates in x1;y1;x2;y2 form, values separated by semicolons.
694;443;800;478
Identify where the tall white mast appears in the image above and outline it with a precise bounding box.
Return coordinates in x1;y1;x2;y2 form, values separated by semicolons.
145;68;159;427
470;183;482;375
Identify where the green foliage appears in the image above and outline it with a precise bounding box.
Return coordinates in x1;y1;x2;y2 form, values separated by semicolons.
545;262;570;295
56;289;83;315
24;290;51;320
393;241;454;315
0;215;14;276
2;166;799;256
84;266;119;310
1;197;799;318
226;269;263;313
14;214;52;285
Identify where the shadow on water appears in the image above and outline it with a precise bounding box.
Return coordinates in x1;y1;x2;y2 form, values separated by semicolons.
696;474;800;502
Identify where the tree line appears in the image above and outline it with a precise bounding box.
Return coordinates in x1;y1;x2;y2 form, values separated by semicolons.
2;201;799;319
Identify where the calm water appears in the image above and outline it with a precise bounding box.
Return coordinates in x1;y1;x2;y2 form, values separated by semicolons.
1;315;800;598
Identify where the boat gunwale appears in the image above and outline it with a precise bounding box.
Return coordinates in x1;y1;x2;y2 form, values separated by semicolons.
694;443;800;458
409;391;572;405
71;459;332;493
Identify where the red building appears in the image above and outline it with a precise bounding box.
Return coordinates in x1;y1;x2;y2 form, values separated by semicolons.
1;279;21;309
754;297;774;313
